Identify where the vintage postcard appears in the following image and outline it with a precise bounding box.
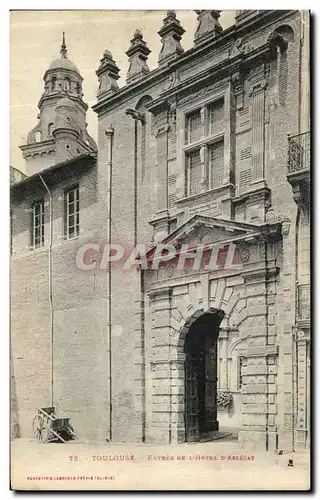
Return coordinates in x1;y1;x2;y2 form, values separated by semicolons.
10;9;311;491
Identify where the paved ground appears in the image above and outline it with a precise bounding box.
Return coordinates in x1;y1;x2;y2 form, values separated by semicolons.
11;438;310;491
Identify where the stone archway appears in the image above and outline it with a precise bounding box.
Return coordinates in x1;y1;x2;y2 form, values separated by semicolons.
146;270;278;448
183;308;224;442
146;282;242;444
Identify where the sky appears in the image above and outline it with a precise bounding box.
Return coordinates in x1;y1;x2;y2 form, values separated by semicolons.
10;10;236;172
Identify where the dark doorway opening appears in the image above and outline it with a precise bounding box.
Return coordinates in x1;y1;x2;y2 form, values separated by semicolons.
184;311;222;442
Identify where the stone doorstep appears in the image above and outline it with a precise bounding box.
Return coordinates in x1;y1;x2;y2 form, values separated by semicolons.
198;431;234;443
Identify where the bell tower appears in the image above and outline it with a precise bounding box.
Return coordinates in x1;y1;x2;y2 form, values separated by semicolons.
20;33;97;175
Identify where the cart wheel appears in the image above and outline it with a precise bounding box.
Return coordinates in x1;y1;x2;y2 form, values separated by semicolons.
32;414;50;443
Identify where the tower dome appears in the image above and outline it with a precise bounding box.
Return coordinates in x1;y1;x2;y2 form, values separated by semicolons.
48;32;80;74
19;32;97;176
41;32;83;101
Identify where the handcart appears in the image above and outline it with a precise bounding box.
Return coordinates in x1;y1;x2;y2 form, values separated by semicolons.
32;407;79;443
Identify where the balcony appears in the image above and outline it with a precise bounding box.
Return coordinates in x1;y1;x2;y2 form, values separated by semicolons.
296;284;310;324
287;132;310;206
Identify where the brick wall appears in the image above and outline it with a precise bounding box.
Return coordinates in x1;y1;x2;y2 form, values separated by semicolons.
11;162;112;441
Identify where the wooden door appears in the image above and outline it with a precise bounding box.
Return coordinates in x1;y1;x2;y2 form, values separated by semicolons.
184;319;219;441
185;354;199;442
204;331;218;433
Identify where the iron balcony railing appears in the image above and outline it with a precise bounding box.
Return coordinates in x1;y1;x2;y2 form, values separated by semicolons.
297;284;310;321
288;131;310;174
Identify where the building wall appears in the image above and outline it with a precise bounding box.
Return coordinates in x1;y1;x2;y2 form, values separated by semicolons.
93;10;307;448
11;162;113;441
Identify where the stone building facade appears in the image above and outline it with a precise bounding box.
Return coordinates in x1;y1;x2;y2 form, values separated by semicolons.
10;10;310;451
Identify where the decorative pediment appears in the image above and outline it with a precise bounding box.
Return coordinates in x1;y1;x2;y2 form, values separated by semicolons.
156;215;268;249
144;215;282;287
145;215;282;275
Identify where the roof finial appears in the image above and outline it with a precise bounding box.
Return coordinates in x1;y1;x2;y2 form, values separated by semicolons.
60;31;67;58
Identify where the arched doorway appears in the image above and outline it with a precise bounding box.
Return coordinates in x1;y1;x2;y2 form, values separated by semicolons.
184;309;224;442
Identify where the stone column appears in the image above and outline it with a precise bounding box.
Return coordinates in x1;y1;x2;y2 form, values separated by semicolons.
295;329;309;448
148;287;173;444
300;11;310;134
133;292;146;441
237;263;278;451
249;79;267;186
219;329;228;389
223;82;232;185
156;124;170;215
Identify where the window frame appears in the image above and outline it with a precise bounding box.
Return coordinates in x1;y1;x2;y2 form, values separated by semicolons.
185;147;202;197
182;94;226;198
208;136;225;190
48;123;54;136
185;108;202;145
64;184;80;240
34;131;42;143
51;76;57;91
31;198;45;249
64;77;71;92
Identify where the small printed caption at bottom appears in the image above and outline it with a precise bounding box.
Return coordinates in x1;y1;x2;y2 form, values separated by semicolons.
147;455;255;461
68;454;255;462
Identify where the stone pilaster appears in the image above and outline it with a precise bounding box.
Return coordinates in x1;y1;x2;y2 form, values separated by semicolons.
148;287;173;443
231;70;244;111
238;262;279;451
133;293;146;441
223;81;232;185
219;329;228;389
295;328;310;449
249;79;268;187
147;286;186;444
156;123;170;215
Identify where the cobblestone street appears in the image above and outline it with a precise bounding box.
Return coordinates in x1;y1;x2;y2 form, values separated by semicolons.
11;438;310;491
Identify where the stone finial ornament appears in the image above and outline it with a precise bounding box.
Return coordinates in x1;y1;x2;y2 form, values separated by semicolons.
96;50;120;99
60;31;67;58
158;10;185;66
194;10;223;45
126;30;151;84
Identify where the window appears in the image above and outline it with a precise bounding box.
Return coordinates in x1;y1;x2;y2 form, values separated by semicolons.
184;97;226;197
48;123;54;136
51;76;57;91
186;109;202;144
209;139;224;188
186;149;202;196
238;356;244;390
31;199;44;249
64;77;71;92
209;98;224;133
64;185;79;239
35;131;42;143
